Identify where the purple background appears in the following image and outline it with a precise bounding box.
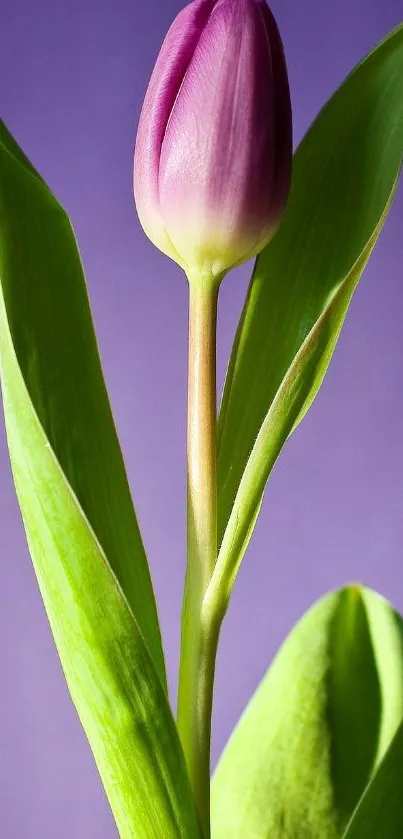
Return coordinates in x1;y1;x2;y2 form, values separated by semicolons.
1;0;403;835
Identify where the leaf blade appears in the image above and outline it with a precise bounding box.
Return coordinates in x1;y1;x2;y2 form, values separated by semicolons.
209;208;392;605
0;123;200;836
0;300;199;836
211;586;403;839
216;24;403;576
0;120;166;687
342;720;403;839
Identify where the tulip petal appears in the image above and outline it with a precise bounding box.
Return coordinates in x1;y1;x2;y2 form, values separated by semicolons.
257;0;292;227
159;0;278;275
134;0;215;263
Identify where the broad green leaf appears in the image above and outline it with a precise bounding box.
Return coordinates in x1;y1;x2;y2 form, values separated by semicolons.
211;586;403;839
343;720;403;839
214;25;403;604
0;124;200;836
0;120;166;688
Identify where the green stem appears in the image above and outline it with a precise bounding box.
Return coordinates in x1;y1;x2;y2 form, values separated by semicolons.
177;277;220;838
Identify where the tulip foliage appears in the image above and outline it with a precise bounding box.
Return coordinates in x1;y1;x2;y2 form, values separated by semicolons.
0;3;403;838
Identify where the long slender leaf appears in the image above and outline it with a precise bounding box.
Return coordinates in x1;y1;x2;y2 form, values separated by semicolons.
211;586;403;839
213;24;403;604
0;124;200;836
0;120;166;687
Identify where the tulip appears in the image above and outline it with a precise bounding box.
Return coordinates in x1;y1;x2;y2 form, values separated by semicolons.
134;0;292;281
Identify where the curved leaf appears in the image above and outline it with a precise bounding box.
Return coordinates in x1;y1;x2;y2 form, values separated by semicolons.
214;24;403;605
0;124;199;835
0;119;166;687
211;586;403;839
343;720;403;839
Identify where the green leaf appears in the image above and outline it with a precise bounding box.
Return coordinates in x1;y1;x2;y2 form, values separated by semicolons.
213;25;403;606
343;720;403;839
0;120;166;687
0;123;200;837
211;586;403;839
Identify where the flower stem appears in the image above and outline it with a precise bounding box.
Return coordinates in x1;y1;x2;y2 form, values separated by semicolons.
177;277;220;838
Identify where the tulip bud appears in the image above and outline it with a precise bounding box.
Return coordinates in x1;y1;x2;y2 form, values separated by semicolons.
134;0;292;281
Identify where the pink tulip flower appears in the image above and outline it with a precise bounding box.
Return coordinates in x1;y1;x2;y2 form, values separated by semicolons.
134;0;292;280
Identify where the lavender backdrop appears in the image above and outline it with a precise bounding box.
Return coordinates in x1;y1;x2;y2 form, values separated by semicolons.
1;0;402;835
